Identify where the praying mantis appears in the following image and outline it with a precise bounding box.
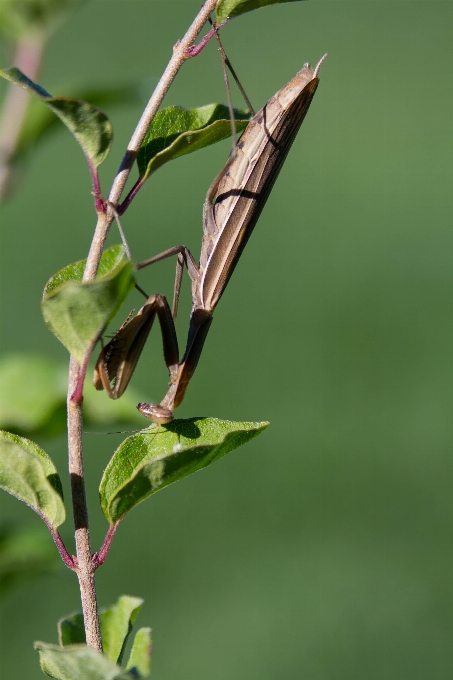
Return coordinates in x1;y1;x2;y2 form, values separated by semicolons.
93;54;326;424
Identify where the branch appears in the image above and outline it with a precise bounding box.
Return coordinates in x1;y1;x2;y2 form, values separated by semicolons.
65;0;220;652
67;355;103;651
83;0;219;281
0;36;46;202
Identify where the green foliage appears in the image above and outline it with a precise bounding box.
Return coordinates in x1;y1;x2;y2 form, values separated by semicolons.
0;68;113;169
100;417;269;524
0;3;303;676
0;353;144;436
216;0;305;23
0;0;84;40
59;596;144;665
58;612;85;646
35;642;136;680
100;596;144;665
17;84;139;159
0;431;65;528
0;523;60;597
137;103;250;182
125;628;152;678
43;245;128;297
51;596;151;678
42;246;135;365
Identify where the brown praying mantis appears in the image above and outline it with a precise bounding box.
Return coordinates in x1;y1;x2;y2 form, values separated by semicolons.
93;54;326;425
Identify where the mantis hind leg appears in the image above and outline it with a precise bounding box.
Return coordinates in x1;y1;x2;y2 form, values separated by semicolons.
136;245;200;321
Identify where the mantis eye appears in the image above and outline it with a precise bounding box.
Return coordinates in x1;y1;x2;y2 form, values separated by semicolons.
137;402;174;425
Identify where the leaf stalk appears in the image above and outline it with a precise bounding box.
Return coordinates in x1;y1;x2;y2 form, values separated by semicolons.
93;521;122;569
47;524;77;571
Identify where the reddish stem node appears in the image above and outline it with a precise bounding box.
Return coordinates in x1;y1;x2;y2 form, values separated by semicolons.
184;19;228;58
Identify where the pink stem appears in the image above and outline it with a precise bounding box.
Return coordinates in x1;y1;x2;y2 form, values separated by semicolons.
93;521;121;568
184;19;228;58
46;522;77;570
70;346;93;403
118;177;145;215
84;0;220;279
116;20;230;214
86;158;105;213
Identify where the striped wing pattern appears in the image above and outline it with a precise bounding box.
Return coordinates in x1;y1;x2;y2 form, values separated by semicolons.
200;64;319;311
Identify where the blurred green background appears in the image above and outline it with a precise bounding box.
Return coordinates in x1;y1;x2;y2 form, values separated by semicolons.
1;1;452;678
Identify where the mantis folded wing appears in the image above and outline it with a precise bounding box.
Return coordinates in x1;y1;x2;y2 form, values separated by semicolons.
94;56;325;423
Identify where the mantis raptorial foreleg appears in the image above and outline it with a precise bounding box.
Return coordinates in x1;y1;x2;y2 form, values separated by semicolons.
133;249;213;413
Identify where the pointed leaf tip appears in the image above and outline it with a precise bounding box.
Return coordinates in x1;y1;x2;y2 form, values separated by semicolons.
0;67;113;168
17;83;139;165
100;417;269;524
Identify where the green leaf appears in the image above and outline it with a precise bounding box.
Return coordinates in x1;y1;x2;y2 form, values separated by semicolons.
42;246;135;364
100;417;269;524
0;431;65;528
126;628;152;678
35;642;134;680
58;612;85;647
101;596;144;664
59;595;144;665
0;0;84;41
16;83;139;162
216;0;305;23
0;353;144;437
137;103;250;182
0;523;60;598
43;245;127;297
0;67;113;168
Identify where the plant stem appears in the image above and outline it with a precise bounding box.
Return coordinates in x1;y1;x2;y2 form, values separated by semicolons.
0;35;46;202
65;0;219;651
83;0;219;280
67;356;103;651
